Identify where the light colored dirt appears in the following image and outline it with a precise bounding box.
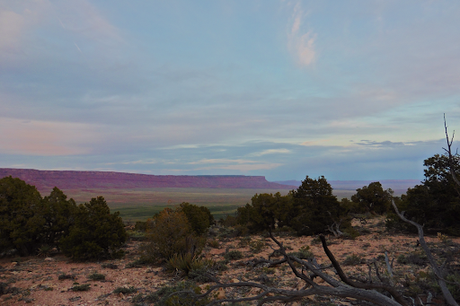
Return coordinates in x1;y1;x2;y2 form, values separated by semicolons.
1;217;459;305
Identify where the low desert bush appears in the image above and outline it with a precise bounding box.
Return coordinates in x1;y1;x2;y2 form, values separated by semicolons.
37;245;53;257
179;202;214;236
343;226;360;239
167;253;202;275
126;230;146;241
125;257;150;268
141;208;205;263
208;239;220;248
249;240;265;253
343;253;364;266
238;236;252;247
113;286;137;294
60;197;126;261
58;273;77;280
88;272;105;281
288;245;313;260
397;252;427;266
70;283;91;291
135;281;211;306
134;221;147;232
101;263;118;269
224;250;243;261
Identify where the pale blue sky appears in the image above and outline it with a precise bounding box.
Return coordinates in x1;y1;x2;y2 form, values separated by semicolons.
1;0;459;181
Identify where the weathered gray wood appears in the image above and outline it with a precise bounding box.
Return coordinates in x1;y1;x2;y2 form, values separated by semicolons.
392;199;459;306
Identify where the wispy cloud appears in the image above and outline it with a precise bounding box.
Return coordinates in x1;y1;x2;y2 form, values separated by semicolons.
194;163;283;172
190;158;257;165
287;2;316;67
0;10;25;52
55;0;123;44
356;140;418;147
250;149;291;157
188;158;282;172
0;117;101;156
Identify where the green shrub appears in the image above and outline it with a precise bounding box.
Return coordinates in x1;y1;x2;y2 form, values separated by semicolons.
350;182;392;215
238;236;252;247
60;196;126;261
343;254;364;266
71;283;91;291
167;253;197;275
137;281;210;306
88;272;105;281
0;282;8;295
134;221;147;232
126;230;146;241
343;226;360;239
141;208;204;263
0;176;43;256
224;250;243;261
220;215;237;227
188;263;216;283
249;240;265;254
101;263;118;269
179;202;214;235
397;254;408;264
289;245;313;259
208;239;220;248
37;245;53;257
291;176;347;236
125;257;150;268
446;273;460;301
236;192;294;234
58;273;77;280
113;286;137;294
40;187;78;250
212;260;228;271
387;154;460;236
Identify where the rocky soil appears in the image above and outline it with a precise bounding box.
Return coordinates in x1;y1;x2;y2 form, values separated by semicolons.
1;217;459;305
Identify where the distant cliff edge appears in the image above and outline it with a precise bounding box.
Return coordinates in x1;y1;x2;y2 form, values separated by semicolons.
0;168;295;193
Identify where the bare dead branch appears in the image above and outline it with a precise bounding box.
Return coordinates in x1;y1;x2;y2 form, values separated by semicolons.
443;114;460;193
384;251;394;285
319;235;408;305
191;232;406;305
392;199;459;306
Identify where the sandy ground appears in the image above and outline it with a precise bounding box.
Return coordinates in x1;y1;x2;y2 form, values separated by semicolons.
1;217;459;305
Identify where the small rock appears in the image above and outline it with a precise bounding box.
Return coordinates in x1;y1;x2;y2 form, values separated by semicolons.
44;257;54;261
216;287;226;299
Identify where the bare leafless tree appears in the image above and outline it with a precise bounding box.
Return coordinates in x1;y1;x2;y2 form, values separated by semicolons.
443;114;460;195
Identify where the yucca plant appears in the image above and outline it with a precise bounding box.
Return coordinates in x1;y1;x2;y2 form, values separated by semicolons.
167;253;213;276
37;245;53;257
167;253;196;275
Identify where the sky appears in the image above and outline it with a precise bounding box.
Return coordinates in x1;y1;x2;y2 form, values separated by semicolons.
1;0;460;182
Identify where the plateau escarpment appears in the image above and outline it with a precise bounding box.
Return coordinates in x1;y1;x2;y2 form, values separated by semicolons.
0;168;295;194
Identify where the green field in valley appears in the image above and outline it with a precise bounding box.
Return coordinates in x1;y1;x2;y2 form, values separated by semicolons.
63;187;356;222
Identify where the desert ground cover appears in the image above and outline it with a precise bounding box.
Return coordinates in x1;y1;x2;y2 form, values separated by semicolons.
1;216;458;305
58;187;355;221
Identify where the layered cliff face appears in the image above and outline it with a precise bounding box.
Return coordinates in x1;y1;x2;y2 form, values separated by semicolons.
0;168;294;192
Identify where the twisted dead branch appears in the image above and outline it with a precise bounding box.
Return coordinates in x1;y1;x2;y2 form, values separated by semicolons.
168;229;408;306
391;199;459;306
